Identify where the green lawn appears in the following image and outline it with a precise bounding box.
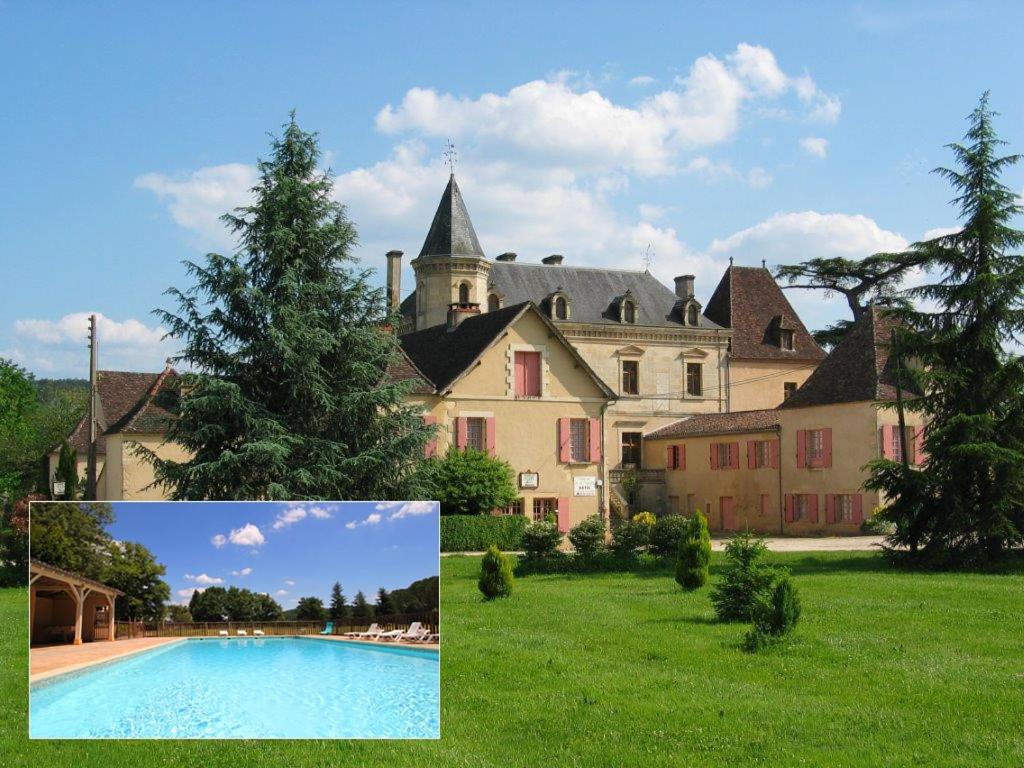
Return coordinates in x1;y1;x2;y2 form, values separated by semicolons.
3;552;1023;766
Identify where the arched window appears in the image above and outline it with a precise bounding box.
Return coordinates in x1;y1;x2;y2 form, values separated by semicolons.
555;296;568;320
623;301;636;324
687;304;699;326
458;282;470;304
488;293;501;312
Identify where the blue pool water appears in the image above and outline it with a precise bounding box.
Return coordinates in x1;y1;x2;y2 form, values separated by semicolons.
30;637;439;739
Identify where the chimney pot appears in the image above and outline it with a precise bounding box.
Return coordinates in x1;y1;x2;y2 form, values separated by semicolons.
542;254;564;265
447;302;481;331
496;252;517;262
674;274;695;300
386;250;403;311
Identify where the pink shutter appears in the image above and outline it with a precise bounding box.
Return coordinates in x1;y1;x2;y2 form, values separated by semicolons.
558;418;571;463
589;418;601;463
852;494;864;525
710;443;719;470
770;439;780;469
455;417;468;449
514;352;526;396
485;417;496;456
825;494;835;524
666;445;676;470
556;498;571;532
422;414;437;458
809;495;819;524
525;352;541;396
880;425;893;459
784;494;794;523
913;426;926;466
822;428;833;468
796;430;807;468
730;442;740;470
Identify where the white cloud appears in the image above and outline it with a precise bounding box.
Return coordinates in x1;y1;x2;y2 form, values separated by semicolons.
15;312;165;348
308;506;333;519
231;567;252;577
185;573;224;586
746;166;773;189
800;137;828;158
272;506;307;530
175;587;205;603
284;579;295;586
275;589;289;596
134;163;257;250
345;521;357;530
227;523;265;547
375;500;438;521
628;75;656;87
211;534;227;549
365;512;382;525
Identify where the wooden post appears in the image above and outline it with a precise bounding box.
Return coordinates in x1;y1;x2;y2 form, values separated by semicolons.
72;586;84;645
108;594;116;641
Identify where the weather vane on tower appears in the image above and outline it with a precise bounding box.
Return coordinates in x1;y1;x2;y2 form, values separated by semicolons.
443;138;458;175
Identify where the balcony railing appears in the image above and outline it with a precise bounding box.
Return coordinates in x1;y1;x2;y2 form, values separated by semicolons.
609;468;665;484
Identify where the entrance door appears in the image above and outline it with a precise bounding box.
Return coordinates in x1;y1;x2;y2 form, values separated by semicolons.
720;496;736;531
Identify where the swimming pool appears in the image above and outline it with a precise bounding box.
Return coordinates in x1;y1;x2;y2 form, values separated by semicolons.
30;637;440;739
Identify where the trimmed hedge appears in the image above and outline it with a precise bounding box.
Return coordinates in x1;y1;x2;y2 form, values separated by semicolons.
516;551;669;576
441;514;528;552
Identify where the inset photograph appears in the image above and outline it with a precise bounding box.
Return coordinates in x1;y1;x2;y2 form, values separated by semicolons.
28;500;439;739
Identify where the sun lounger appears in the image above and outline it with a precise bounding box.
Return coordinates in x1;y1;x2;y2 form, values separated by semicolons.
253;629;265;636
380;622;426;642
319;621;334;635
343;622;381;639
415;633;439;644
236;629;247;636
218;630;229;637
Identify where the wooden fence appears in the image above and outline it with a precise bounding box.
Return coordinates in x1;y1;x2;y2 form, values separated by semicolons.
115;611;438;639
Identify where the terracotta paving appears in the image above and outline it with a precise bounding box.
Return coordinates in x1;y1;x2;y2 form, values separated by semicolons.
29;634;439;684
30;637;183;683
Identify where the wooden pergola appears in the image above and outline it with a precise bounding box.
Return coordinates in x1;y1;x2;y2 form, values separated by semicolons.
29;560;123;646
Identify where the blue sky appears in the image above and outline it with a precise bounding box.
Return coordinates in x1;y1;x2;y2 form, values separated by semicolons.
2;2;1022;377
102;501;439;609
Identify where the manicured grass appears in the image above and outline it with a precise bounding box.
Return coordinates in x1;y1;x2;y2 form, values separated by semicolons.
3;552;1023;766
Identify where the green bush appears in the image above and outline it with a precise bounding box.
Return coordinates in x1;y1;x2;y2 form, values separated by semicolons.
709;531;779;621
478;545;514;600
568;515;607;559
651;515;691;558
521;520;562;559
631;511;657;527
515;550;664;576
675;510;711;590
860;506;896;535
419;448;518;516
610;519;650;558
440;514;527;552
743;575;801;652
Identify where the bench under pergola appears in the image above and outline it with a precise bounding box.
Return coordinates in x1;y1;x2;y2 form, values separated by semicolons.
30;560;123;645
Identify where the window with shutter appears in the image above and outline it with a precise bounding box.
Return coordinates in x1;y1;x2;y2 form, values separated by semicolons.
465;417;486;451
569;418;589;463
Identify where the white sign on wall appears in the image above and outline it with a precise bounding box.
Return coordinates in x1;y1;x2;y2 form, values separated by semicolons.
573;476;597;496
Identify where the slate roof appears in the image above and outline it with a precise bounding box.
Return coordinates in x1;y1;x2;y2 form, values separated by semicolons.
779;305;918;409
65;367;178;454
645;409;780;440
417;174;485;259
398;302;615;397
703;266;825;362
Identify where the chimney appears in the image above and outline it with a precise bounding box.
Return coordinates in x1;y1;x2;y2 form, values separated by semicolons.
674;275;695;300
385;250;403;311
447;302;481;332
542;254;564;265
496;252;517;262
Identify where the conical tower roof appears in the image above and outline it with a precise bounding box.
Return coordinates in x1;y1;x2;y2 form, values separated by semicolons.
418;174;485;259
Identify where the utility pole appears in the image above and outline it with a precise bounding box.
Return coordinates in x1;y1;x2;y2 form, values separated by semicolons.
891;328;910;469
85;314;99;500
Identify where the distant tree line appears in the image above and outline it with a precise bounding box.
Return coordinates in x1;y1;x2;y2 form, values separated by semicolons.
188;585;283;622
285;576;439;621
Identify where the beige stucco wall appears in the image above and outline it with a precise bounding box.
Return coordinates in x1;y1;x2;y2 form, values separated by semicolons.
644;428;783;534
102;433;190;501
727;359;820;411
644;399;927;535
417;310;611;529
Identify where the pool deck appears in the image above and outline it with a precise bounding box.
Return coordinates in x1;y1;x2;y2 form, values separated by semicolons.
30;634;439;684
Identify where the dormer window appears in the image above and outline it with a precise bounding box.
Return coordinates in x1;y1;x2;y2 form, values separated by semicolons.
623;301;636;323
488;293;501;312
780;329;795;351
554;296;569;320
458;282;471;304
686;303;699;327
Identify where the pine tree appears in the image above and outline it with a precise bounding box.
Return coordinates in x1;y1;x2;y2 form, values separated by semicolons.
329;581;347;622
867;93;1024;563
351;590;372;620
375;587;394;617
145;114;433;500
55;440;78;500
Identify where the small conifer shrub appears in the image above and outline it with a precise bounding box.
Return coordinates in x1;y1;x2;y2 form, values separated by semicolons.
478;545;514;600
710;532;778;621
743;576;801;652
675;510;711;590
